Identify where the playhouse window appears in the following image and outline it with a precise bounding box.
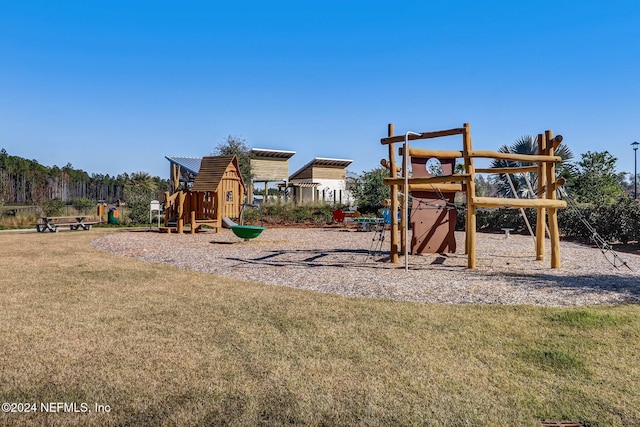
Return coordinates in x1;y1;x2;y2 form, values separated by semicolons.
226;191;233;202
426;158;444;176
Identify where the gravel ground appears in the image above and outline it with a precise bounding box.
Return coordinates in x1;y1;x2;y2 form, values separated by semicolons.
91;227;640;306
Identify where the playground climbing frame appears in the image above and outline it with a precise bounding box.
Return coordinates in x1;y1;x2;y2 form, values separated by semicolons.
380;123;567;269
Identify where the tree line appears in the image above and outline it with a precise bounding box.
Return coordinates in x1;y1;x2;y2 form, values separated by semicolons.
0;148;170;209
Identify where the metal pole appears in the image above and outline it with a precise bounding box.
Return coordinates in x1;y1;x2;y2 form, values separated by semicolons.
403;131;422;272
635;145;638;200
633;142;639;200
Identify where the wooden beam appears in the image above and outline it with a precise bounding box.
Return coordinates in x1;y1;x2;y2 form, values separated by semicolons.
469;150;562;163
475;166;539;174
462;123;476;269
546;130;561;269
380;158;401;173
408;183;464;192
384;174;471;186
399;147;463;159
380;127;466;145
471;196;567;209
536;133;547;262
552;177;566;191
551;135;563;150
172;164;181;192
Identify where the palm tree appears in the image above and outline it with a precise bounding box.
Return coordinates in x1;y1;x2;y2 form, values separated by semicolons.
490;135;573;198
128;171;158;193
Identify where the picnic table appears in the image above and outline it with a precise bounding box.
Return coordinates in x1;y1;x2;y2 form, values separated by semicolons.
352;217;385;232
36;216;100;232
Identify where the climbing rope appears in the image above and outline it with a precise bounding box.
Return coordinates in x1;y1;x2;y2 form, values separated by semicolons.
367;222;386;259
396;182;634;271
398;191;460;211
557;187;633;271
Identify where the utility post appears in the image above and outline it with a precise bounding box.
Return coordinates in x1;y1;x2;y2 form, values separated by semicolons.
632;141;639;200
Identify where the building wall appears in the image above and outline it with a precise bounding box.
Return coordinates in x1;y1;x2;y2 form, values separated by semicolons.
291;165;347;181
250;158;290;181
291;178;354;205
311;166;347;180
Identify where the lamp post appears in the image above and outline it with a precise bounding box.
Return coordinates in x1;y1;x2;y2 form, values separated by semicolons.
633;141;639;200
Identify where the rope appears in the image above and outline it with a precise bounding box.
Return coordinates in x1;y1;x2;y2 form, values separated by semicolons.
557;187;633;271
504;172;536;243
396;181;634;272
367;221;387;259
399;190;459;211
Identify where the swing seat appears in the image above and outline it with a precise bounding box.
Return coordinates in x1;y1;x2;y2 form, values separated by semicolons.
230;225;265;240
224;203;266;241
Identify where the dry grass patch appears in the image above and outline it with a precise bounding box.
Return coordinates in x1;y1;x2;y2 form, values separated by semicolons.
0;229;639;426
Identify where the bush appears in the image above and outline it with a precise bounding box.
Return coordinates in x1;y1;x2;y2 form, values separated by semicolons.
243;197;640;244
352;167;390;214
43;198;65;216
456;207;535;234
559;196;640;244
454;195;640;244
258;201;341;226
72;197;95;215
125;197;149;225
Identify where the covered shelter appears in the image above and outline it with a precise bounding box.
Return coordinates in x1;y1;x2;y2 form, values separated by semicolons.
282;157;353;204
249;148;296;203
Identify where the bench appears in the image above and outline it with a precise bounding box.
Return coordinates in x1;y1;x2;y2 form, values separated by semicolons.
333;209;361;223
36;216;100;232
353;217;385;232
501;228;514;238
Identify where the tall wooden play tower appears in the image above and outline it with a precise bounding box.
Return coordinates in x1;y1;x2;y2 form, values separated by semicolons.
381;123;567;269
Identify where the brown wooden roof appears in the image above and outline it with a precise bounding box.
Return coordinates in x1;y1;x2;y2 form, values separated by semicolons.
191;155;246;192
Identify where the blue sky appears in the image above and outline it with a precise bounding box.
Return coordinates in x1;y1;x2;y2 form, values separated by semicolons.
1;1;639;180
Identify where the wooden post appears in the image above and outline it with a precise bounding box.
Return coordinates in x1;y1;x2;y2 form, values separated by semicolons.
164;191;170;227
264;182;268;204
388;123;400;263
190;211;196;234
536;133;546;261
177;191;185;233
545;130;561;268
462;123;477;269
172;164;181;192
216;186;224;233
400;188;407;257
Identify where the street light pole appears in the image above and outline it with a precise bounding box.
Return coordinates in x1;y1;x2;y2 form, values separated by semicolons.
633;141;639;200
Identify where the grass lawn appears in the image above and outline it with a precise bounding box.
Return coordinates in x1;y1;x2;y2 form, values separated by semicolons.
0;229;638;426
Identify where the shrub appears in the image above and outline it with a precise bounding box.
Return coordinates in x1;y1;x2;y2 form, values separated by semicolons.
72;197;95;215
454;197;640;245
43;198;65;216
559;196;640;244
258;202;340;226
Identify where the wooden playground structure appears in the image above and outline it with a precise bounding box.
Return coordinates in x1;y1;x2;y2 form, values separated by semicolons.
380;123;567;269
162;155;246;234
